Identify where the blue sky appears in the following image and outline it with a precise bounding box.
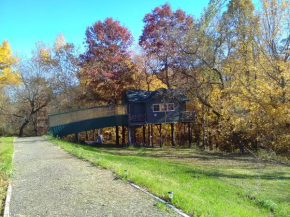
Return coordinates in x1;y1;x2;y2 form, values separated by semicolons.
0;0;212;57
0;0;261;57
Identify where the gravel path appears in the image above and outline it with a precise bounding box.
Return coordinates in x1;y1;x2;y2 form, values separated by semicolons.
10;137;178;217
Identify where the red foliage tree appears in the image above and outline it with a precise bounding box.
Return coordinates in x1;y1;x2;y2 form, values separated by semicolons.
139;3;193;88
80;17;134;104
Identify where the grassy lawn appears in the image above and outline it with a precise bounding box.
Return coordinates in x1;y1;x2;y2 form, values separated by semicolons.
0;137;14;215
47;136;290;217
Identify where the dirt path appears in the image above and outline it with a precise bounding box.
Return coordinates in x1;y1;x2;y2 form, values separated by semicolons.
10;137;178;217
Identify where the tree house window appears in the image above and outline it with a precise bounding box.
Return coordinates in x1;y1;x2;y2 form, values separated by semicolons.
161;104;167;111
153;103;175;112
167;103;174;111
153;104;160;112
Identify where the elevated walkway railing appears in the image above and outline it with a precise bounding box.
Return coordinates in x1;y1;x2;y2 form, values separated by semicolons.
180;111;195;122
49;104;127;127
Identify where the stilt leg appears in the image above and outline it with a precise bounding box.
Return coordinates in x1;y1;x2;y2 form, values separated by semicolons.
93;129;96;141
122;126;125;145
171;123;175;147
151;124;154;147
159;124;162;147
143;125;146;145
85;131;89;141
116;126;119;145
128;126;131;145
148;124;152;147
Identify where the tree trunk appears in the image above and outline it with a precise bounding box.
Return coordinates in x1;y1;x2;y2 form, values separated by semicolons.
32;116;38;136
202;104;206;149
209;132;213;150
165;58;171;89
156;124;162;147
18;119;29;137
188;123;192;148
280;76;286;103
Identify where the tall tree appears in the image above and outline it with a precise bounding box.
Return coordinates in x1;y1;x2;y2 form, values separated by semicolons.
139;3;193;88
9;60;53;137
37;34;80;111
80;18;134;104
258;0;289;103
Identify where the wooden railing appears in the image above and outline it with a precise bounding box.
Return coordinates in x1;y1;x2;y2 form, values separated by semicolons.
49;104;127;127
180;111;195;122
130;114;147;122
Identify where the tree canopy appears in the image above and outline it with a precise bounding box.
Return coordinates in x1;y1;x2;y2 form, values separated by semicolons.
79;18;134;104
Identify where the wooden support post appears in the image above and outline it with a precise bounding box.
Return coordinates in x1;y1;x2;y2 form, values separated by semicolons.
75;133;79;142
188;123;192;148
122;126;125;145
143;125;146;145
171;123;175;147
127;126;136;145
160;124;162;147
157;124;162;147
128;126;132;145
85;131;89;141
148;124;152;147
151;124;154;147
133;128;137;144
116;126;119;146
93;129;96;141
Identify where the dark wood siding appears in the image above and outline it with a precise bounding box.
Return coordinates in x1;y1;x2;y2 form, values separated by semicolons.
129;103;146;115
145;98;185;124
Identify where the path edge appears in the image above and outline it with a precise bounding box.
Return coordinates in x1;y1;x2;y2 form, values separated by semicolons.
130;183;190;217
3;185;11;217
3;137;16;217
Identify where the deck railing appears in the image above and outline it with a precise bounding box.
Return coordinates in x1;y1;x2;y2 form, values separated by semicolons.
130;113;147;122
180;111;195;122
49;104;127;127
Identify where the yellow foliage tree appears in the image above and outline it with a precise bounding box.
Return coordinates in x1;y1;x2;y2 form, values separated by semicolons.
0;40;20;85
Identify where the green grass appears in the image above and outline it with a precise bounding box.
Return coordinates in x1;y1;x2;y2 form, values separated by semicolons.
155;201;173;213
0;137;14;215
47;136;290;217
